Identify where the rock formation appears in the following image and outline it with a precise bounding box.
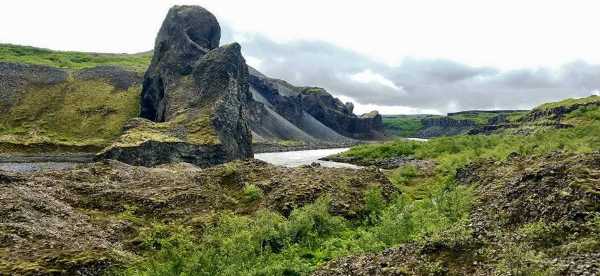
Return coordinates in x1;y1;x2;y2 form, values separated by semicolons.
247;71;385;148
98;5;253;167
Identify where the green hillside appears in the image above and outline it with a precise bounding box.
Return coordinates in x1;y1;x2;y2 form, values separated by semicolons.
0;44;151;72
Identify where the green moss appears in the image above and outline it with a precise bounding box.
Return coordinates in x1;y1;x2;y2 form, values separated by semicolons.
301;87;327;95
447;112;499;125
535;95;600;111
0;79;141;150
108;115;219;150
382;115;427;137
0;44;151;72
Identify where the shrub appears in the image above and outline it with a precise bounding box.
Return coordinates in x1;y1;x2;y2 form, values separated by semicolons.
243;184;263;202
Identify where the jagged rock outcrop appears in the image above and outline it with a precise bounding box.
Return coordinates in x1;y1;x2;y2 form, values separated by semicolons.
523;95;600;123
417;116;477;137
98;5;252;167
247;71;385;145
300;88;385;139
140;5;221;121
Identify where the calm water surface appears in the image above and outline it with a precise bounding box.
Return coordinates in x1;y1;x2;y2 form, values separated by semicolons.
255;148;360;169
0;162;80;173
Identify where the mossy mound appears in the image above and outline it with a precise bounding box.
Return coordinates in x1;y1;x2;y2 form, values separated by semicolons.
0;63;142;154
0;159;397;275
0;44;151;72
315;151;600;275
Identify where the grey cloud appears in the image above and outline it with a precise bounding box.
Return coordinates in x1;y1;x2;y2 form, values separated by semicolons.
221;25;599;114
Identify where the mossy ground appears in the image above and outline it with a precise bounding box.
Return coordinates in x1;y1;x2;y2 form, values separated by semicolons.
107;113;219;149
313;97;600;275
0;159;396;275
0;44;151;72
0;79;141;152
535;94;600;111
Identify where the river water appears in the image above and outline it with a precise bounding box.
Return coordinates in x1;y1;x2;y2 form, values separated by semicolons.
0;162;81;173
254;148;360;169
0;148;359;173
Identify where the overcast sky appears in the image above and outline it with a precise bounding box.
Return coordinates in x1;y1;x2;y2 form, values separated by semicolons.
2;0;600;114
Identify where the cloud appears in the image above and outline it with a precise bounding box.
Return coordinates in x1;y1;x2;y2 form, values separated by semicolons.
221;25;600;114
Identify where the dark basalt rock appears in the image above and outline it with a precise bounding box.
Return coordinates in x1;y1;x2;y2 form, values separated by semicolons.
193;43;253;160
140;5;221;121
99;5;252;167
299;88;385;139
75;66;142;90
0;62;68;113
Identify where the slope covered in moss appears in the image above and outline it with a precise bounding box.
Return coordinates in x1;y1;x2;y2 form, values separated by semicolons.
0;65;142;153
0;44;151;72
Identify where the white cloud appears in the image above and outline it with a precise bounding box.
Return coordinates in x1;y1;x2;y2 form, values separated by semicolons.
349;70;402;91
2;0;600;70
244;56;263;70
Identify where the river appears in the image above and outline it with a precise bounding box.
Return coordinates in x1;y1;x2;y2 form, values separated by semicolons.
0;148;358;173
255;148;360;168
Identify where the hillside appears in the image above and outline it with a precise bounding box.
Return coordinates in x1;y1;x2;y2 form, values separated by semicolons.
382;110;527;138
316;95;600;275
1;4;599;275
0;42;383;158
0;43;152;72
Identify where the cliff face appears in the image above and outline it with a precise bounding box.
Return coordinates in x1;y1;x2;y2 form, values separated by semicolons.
413;110;528;138
0;5;385;159
99;6;253;167
247;70;385;146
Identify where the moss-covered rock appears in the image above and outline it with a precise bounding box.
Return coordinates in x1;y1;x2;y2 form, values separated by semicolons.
0;62;142;154
0;159;397;274
99;6;253;167
315;151;600;275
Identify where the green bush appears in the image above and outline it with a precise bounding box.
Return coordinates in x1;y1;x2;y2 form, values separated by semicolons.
243;184;263;202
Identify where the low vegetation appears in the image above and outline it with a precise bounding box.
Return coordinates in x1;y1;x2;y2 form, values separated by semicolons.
0;44;151;72
0;79;141;152
382;115;428;137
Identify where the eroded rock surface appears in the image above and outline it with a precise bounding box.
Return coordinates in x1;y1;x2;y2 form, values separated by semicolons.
315;152;600;275
0;159;397;274
99;5;252;167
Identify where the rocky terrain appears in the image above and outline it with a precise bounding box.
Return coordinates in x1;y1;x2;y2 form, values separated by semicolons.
0;159;396;275
315;151;600;275
382;110;527;138
0;7;384;161
1;4;599;276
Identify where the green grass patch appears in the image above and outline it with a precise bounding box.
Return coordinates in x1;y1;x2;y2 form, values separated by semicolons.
382;115;428;137
0;79;141;149
0;44;151;72
535;95;600;111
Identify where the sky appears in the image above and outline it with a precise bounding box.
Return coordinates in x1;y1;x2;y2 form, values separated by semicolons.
2;0;600;114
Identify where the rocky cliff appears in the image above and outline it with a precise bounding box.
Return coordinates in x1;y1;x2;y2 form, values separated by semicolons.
412;110;527;138
98;6;253;167
0;5;385;161
247;68;384;148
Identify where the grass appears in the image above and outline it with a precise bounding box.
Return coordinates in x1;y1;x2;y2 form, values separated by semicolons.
0;44;151;72
0;79;141;149
382;115;428;137
535;95;600;111
382;111;529;138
